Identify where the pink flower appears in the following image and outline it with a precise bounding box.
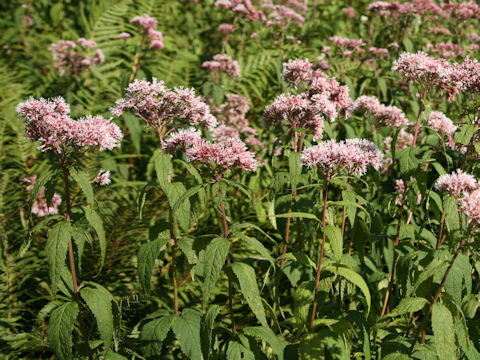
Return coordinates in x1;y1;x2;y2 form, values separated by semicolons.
435;169;478;198
428;111;457;137
352;95;409;127
77;37;97;48
92;169;111;185
263;4;305;27
130;14;158;30
263;94;326;139
162;127;202;152
369;47;389;57
395;179;407;205
302;138;383;177
309;71;352;114
460;189;480;226
49;39;104;76
330;36;365;50
202;54;240;79
282;59;313;87
22;15;34;26
215;0;264;21
17;97;123;153
384;128;414;152
23;175;62;217
443;57;480;95
342;7;356;18
117;32;131;39
111;78;217;132
433;42;465;59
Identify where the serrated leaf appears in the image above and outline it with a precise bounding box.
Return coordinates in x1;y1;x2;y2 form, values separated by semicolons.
47;302;79;360
293;281;315;330
288;150;302;192
323;225;343;263
243;326;287;360
398;148;418;176
203;237;230;306
153;149;173;191
454;124;475;146
233;231;275;266
342;190;356;227
46;221;72;293
80;206;107;271
324;265;371;314
172;309;203;360
70;168;95;205
432;303;457;360
387;297;428;317
443;254;471;305
140;314;174;357
166;182;191;232
232;262;268;327
201;305;220;360
80;282;117;352
138;237;169;293
299;329;348;360
444;196;459;232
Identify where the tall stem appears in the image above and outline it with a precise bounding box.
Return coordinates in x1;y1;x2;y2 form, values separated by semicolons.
408;239;466;355
381;204;404;316
220;199;236;336
412;90;426;147
61;164;79;294
309;179;329;331
169;208;179;316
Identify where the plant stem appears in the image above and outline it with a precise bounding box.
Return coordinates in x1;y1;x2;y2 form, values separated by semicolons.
169;208;179;316
381;204;404;316
408;239;467;355
309;179;329;331
61;164;79;294
220;199;236;336
412;90;426;147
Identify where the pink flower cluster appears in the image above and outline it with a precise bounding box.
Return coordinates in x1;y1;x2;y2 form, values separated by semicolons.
384;128;414;152
111;77;217;133
263;4;305;28
17;97;123;153
202;54;240;79
394;179;407;205
23;175;62;217
433;42;465;59
211;94;262;146
330;36;365;51
282;59;313;88
393;51;457;99
302;138;383;177
441;1;480;20
461;189;480;226
368;0;441;17
215;0;265;21
49;39;104;76
92;169;111;186
427;111;457;138
352;95;409;127
443;57;480;95
435;169;478;198
164;128;257;181
130;14;164;50
263;94;326;140
369;47;389;57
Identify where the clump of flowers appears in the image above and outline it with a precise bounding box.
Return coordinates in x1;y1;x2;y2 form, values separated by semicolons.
352;95;409;127
444;57;480;95
22;175;62;217
130;14;164;50
215;0;265;22
165;128;257;181
435;169;478;198
49;38;104;76
302;138;383;177
92;169;111;186
433;41;465;59
330;36;365;52
111;77;217;139
427;110;457;145
282;59;313;88
17;96;123;154
263;3;306;28
384;128;414;153
202;54;240;80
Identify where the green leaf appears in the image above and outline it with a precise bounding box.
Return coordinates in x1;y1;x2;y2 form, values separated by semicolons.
293;281;315;330
29;169;55;215
243;326;287;360
140;314;174;357
232;231;275;266
432;303;457;360
166;182;191;232
288;150;302;192
80;206;107;271
172;309;203;360
201;305;220;360
138;237;169;293
70;168;95;205
275;212;320;221
123;113;142;153
454;124;475;146
226;334;255;359
387;297;428;317
323;225;343;263
232;262;268;327
203;237;230;306
443;254;471;305
444;196;460;232
80;282;117;352
299;329;348;360
397;148;418;176
46;221;72;293
153;149;173;191
342;190;356;227
47;302;79;360
324;265;371;314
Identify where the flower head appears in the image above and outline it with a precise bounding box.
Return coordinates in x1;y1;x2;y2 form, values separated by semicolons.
302;138;383;177
202;54;240;79
92;169;111;186
435;169;478;198
282;59;313;87
428;111;457;137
